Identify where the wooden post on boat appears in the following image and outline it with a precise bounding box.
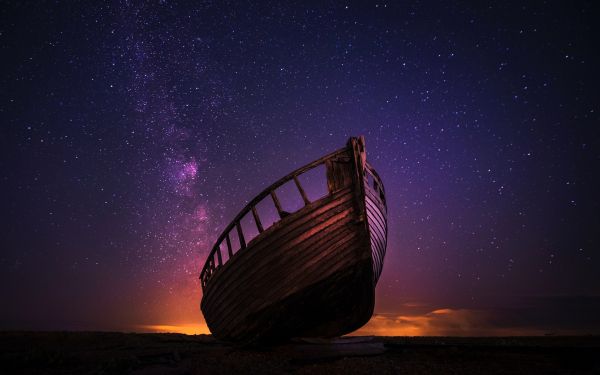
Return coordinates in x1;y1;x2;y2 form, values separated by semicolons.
349;136;368;226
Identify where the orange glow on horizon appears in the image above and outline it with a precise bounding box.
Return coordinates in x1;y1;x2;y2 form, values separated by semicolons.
139;307;546;337
139;323;210;335
349;308;544;337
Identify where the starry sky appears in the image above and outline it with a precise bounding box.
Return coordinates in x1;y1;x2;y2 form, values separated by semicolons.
1;1;598;335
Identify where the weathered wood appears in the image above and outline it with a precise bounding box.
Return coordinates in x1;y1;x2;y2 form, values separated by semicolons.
226;234;233;258
294;175;311;205
202;190;356;310
216;247;222;266
209;216;360;335
236;222;246;250
199;148;348;277
326;157;353;193
207;217;363;338
270;190;285;218
251;206;264;233
200;136;387;343
205;207;356;317
364;175;387;284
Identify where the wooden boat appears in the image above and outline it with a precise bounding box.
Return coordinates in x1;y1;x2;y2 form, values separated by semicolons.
199;136;387;343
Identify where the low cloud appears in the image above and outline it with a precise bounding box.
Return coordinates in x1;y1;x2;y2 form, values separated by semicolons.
353;308;544;336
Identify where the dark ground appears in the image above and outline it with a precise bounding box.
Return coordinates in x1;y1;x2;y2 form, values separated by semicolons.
1;332;599;374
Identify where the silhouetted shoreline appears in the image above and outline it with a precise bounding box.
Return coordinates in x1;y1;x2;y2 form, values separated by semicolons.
1;332;599;374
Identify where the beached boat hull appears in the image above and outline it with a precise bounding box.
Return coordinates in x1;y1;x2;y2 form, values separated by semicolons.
200;137;387;343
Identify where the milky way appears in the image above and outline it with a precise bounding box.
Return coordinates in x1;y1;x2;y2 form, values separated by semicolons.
1;1;598;334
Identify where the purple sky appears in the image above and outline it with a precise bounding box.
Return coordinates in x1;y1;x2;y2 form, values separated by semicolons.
1;1;598;335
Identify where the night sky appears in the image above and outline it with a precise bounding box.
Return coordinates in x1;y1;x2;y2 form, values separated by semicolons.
1;1;599;335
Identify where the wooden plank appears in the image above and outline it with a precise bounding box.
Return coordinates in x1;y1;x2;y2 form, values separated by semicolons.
236;221;246;249
226;234;233;258
202;191;356;304
251;206;264;233
270;190;285;218
369;227;386;258
203;218;356;319
368;215;386;244
294;175;311;205
206;226;364;336
366;203;386;237
366;198;387;235
204;219;358;323
202;188;354;288
203;229;374;339
209;225;359;329
325;160;334;193
366;213;387;255
369;230;385;262
216;247;222;266
204;207;357;313
202;197;357;310
218;245;366;339
365;186;386;212
213;239;370;340
201;147;349;271
326;157;354;195
365;194;387;285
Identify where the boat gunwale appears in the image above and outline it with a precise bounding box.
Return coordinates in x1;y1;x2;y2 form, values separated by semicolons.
200;145;350;288
202;187;356;303
364;161;386;202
